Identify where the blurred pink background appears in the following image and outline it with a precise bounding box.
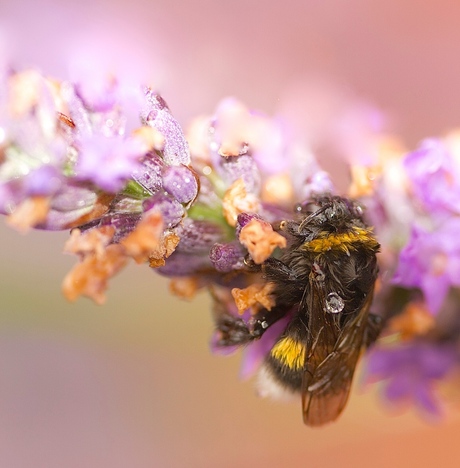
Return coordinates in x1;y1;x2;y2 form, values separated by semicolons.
2;1;460;466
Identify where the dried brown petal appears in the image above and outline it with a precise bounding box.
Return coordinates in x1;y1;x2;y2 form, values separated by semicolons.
62;244;128;305
389;301;435;340
6;196;50;233
239;218;286;264
121;211;164;264
169;276;200;300
222;178;260;227
231;282;276;315
261;173;294;204
148;232;180;268
348;165;379;198
63;226;116;259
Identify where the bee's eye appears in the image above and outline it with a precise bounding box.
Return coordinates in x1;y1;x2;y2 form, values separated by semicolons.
354;205;363;217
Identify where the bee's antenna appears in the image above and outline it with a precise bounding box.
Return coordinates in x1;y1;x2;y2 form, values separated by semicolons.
297;203;331;233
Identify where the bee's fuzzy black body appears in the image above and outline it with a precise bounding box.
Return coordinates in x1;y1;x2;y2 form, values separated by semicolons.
214;195;381;426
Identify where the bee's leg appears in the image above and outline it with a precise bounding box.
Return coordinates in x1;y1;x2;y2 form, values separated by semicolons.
215;303;290;346
215;314;254;346
261;258;298;282
364;313;383;349
248;305;290;339
245;255;297;282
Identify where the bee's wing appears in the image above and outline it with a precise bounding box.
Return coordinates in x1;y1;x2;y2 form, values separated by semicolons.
301;278;373;426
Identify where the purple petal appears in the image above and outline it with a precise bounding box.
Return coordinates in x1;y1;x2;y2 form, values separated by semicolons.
131;152;165;194
162;165;198;204
210;332;240;356
157;251;211;276
420;274;449;315
141;89;190;166
403;139;460;214
50;185;97;213
383;372;413;402
240;314;291;380
413;383;441;415
60;82;92;138
175;219;225;254
100;212;142;242
74;75;117;113
35;185;100;230
142;193;184;228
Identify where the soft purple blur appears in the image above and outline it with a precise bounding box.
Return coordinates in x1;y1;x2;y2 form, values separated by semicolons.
403;139;460;215
367;343;457;416
392;219;460;314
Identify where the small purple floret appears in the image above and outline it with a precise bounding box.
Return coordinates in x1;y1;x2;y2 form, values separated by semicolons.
209;242;244;272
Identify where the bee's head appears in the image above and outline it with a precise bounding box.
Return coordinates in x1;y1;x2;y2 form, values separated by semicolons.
296;195;364;234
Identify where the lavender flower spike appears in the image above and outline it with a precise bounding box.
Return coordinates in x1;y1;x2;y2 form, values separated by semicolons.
5;67;460;426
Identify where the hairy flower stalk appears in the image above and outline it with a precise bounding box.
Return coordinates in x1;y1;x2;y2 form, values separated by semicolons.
1;68;460;421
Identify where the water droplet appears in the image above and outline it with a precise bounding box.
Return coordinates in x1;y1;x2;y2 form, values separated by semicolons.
325;292;344;314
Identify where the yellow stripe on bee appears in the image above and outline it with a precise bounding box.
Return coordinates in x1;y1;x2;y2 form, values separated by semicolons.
302;227;379;253
270;337;306;370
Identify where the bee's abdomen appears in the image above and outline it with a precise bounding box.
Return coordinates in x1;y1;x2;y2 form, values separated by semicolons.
263;335;305;392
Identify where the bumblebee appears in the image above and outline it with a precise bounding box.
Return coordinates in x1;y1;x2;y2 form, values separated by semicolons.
215;195;381;426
